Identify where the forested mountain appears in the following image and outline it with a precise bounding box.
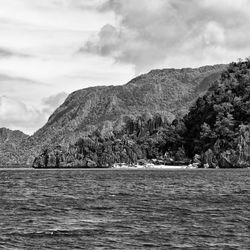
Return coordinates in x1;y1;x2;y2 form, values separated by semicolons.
2;64;226;166
30;64;225;149
33;60;250;168
184;60;250;168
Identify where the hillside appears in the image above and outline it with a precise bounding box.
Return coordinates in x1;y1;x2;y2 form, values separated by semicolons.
33;114;188;168
31;65;226;145
33;60;250;169
0;128;29;166
4;64;227;165
183;60;250;168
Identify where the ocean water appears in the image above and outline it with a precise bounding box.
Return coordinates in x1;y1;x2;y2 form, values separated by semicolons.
0;169;249;250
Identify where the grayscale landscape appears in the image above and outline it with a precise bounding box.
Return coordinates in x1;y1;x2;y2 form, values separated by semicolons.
0;0;249;249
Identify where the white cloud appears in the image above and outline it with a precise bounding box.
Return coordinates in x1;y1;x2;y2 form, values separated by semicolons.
83;0;250;72
202;22;225;46
42;92;68;115
0;92;68;135
42;92;67;108
0;96;45;134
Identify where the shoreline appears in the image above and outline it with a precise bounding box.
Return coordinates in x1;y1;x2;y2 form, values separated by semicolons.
111;164;189;169
0;166;248;170
0;166;189;170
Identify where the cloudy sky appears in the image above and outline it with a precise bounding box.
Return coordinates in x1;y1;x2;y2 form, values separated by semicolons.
0;0;250;134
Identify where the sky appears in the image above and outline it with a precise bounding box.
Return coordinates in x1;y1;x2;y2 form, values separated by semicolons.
0;0;250;134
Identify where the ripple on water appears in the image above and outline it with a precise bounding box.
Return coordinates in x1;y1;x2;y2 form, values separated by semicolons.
0;169;249;249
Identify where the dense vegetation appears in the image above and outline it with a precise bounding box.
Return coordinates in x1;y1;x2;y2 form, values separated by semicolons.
33;114;189;168
0;128;29;167
33;60;250;168
183;59;250;167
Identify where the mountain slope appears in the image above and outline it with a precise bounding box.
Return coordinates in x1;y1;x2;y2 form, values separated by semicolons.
0;128;29;166
6;64;227;165
32;65;226;144
33;60;250;169
183;60;250;167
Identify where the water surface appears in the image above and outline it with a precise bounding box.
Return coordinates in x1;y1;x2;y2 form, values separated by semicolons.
0;169;249;249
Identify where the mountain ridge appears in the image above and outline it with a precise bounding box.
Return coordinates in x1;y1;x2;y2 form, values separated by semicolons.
0;64;227;166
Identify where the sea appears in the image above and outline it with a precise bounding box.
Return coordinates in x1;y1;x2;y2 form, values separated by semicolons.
0;169;249;250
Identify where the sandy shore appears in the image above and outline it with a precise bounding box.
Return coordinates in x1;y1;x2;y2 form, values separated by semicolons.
112;164;190;169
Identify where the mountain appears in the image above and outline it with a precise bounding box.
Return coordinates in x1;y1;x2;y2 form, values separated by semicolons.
33;60;250;169
0;128;29;166
183;60;250;168
31;65;226;144
4;64;227;166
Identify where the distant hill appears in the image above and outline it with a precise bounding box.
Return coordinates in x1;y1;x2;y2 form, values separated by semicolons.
0;128;29;166
2;64;227;166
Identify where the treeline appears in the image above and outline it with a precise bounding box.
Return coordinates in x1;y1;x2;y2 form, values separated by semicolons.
33;59;250;168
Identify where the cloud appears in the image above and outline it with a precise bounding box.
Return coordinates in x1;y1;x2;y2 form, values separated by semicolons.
0;48;13;58
0;47;30;58
42;92;68;113
0;73;48;86
0;73;52;112
27;0;107;11
82;0;250;72
0;96;46;134
0;92;67;135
